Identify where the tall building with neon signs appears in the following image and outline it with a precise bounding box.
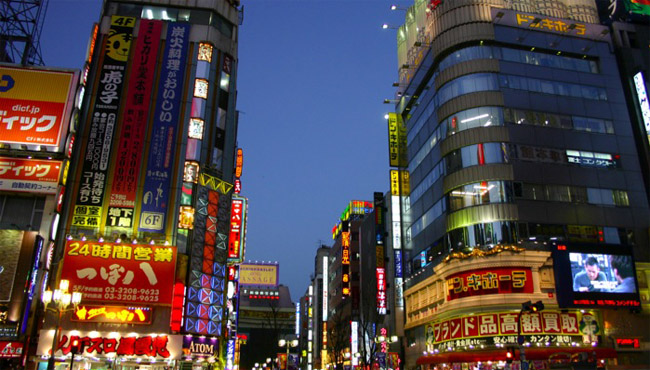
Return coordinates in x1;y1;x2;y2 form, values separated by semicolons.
37;0;244;369
387;0;650;369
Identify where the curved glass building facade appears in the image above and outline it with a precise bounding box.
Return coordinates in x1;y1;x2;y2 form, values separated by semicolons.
389;1;650;368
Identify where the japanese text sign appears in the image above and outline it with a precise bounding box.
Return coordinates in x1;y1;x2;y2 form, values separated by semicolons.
425;310;583;346
72;16;135;229
37;330;182;359
390;170;410;196
108;19;162;227
0;65;76;147
0;157;61;194
446;267;533;301
0;341;23;358
490;8;610;40
387;113;408;168
60;240;176;305
72;305;152;324
139;22;190;233
228;196;247;261
377;267;387;315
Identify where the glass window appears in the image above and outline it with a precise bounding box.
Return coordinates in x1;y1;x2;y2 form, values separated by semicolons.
603;227;621;244
196;61;210;79
587;188;602;204
613;190;629;206
448;181;511;211
547;185;571;202
190;97;205;117
446;143;506;174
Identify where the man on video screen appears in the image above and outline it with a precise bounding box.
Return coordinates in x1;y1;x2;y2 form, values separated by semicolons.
609;255;636;293
573;256;606;292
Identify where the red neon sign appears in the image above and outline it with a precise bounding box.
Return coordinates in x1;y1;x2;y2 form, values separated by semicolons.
616;338;640;348
228;198;244;259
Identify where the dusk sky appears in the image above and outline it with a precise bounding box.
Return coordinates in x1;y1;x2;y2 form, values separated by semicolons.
41;0;410;300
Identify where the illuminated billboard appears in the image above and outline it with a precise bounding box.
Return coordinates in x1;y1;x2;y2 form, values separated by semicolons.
239;263;279;287
0;65;77;148
387;112;407;167
107;19;163;229
0;157;62;194
228;196;247;262
624;0;650;16
37;330;182;359
72;305;152;324
60;240;177;305
552;243;641;308
424;309;591;351
72;16;135;230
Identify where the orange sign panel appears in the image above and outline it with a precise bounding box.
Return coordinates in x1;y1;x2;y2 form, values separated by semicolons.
0;66;76;147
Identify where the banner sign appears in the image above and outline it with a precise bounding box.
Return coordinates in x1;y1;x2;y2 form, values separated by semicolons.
60;240;177;305
139;22;190;233
37;330;182;359
0;157;62;194
424;310;590;350
0;341;23;358
239;263;279;287
71;305;152;324
490;8;610;40
228;196;247;261
387;112;407;167
72;16;135;229
182;336;219;357
377;267;387;315
0;65;76;147
390;170;410;196
446;267;533;301
107;19;162;228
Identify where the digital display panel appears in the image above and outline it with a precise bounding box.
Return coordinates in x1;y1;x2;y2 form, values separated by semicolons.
553;243;640;308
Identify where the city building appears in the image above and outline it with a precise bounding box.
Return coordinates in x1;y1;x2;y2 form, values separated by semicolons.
301;245;331;370
34;0;244;369
1;2;81;368
325;201;375;370
236;262;296;370
388;0;650;369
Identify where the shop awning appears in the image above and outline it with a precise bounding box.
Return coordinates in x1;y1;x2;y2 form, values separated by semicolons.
416;347;618;365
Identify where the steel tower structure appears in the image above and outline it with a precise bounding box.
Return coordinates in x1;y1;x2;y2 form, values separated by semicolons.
0;0;49;65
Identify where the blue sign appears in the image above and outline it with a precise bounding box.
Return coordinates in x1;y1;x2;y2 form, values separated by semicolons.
139;23;190;232
394;250;402;278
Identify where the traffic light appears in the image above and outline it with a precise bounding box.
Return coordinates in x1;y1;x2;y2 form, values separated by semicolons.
522;300;544;313
506;347;515;364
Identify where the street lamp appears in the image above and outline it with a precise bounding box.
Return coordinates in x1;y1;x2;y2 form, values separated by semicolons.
42;279;82;370
516;300;544;365
278;339;299;370
375;335;399;370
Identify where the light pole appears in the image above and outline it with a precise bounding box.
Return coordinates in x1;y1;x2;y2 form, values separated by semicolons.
278;339;298;370
516;300;544;370
42;279;82;370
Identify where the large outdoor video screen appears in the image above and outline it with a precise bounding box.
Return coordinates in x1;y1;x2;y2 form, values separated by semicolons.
553;243;641;308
